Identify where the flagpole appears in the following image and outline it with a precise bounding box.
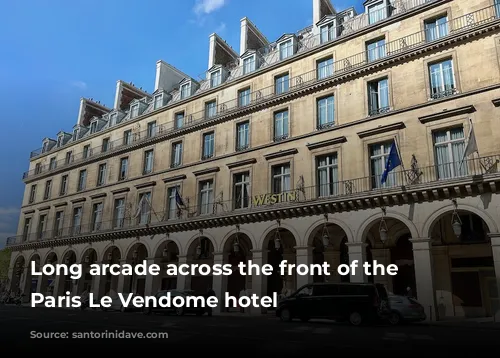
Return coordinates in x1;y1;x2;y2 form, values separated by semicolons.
393;135;406;185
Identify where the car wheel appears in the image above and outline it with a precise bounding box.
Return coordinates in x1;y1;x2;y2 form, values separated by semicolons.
388;312;401;325
175;307;184;316
280;308;292;322
349;311;362;326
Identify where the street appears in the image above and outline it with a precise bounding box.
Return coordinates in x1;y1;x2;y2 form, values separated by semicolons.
0;305;498;354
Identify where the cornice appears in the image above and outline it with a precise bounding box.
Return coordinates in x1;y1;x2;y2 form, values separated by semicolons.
418;105;476;124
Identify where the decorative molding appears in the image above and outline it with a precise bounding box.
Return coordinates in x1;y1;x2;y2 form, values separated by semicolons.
357;122;405;138
306;136;347;150
264;148;298;161
70;198;86;204
23;210;35;215
418;105;476;124
111;188;130;195
54;202;68;208
90;193;107;200
226;158;257;169
492;98;500;107
37;206;50;211
163;175;187;183
193;167;220;176
135;181;157;189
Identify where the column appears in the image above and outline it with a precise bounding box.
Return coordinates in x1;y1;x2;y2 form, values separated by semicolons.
7;267;14;291
116;259;127;294
91;262;105;298
212;251;227;314
176;256;191;291
295;246;313;289
370;248;392;292
489;234;500;321
323;248;341;283
347;242;367;283
144;257;161;297
410;238;436;321
283;248;296;292
432;246;452;320
250;249;268;315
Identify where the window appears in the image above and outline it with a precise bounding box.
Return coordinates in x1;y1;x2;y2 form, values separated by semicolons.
180;83;191;99
83;144;90;159
143;150;154;174
56;136;63;147
147;121;157;138
97;163;107;186
202;132;215;159
271;163;291;193
236;122;250;151
113;198;126;228
49;157;57;170
29;185;36;203
433;127;467;179
425;15;448;42
54;211;64;237
368;78;390;115
233;172;250;209
60;175;68;196
316;154;338;197
175;112;184;129
109;112;117;126
37;214;46;240
205;100;217;118
154;94;163;110
35;163;42;174
366;38;386;62
279;39;293;60
43;180;51;200
238;88;251;107
275;73;289;94
72;129;78;141
65;151;72;164
171;142;183;168
167;186;181;219
243;56;256;74
119;157;128;180
370;141;397;189
22;218;31;242
317;95;335;129
123;130;132;145
72;207;82;235
102;138;110;152
320;22;335;44
274;110;289;141
131;104;139;118
138;192;151;225
210;70;221;87
317;57;334;79
199;180;214;215
90;121;98;134
368;1;386;24
78;170;87;191
429;59;455;99
91;202;103;231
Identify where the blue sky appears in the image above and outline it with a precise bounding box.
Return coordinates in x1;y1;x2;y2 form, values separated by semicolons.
0;0;363;247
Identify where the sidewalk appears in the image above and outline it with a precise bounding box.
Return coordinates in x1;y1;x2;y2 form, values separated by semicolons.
418;317;500;330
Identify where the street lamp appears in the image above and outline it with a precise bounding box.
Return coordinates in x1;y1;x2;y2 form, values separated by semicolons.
132;249;138;260
321;214;329;247
107;252;113;262
274;220;281;250
162;247;169;258
233;225;240;253
379;207;388;244
451;199;462;238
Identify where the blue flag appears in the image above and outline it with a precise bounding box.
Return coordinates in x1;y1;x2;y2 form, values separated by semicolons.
175;190;185;208
381;142;401;184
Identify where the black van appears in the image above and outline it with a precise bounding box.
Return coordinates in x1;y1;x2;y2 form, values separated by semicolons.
275;282;390;326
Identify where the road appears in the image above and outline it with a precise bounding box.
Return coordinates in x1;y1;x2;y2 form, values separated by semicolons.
0;305;498;354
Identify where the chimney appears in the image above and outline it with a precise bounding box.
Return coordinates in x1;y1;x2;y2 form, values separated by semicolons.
155;60;187;93
114;80;123;110
77;98;85;126
313;0;322;25
208;33;217;69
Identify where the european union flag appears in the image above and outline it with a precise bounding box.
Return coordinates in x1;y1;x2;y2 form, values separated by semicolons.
381;142;401;184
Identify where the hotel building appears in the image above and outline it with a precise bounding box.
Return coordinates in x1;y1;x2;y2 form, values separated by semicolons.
6;0;500;320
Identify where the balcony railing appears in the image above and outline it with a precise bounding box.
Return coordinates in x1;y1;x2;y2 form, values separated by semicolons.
9;154;500;247
23;4;500;180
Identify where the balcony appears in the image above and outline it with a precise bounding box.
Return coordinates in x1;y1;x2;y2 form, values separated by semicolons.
9;153;500;249
23;4;500;182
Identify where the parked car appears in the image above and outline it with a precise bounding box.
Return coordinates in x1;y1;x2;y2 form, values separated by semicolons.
276;282;390;326
143;289;207;316
387;295;426;325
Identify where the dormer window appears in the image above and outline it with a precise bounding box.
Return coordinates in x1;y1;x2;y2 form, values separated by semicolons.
154;94;163;110
90;121;98;134
109;113;117;126
72;129;79;141
131;103;139;118
210;70;222;88
243;55;256;75
56;135;63;147
320;22;335;44
279;39;293;60
180;83;191;100
42;141;48;153
367;1;387;24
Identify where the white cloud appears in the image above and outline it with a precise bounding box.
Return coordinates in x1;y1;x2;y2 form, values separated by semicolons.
193;0;226;15
70;81;87;90
214;22;226;33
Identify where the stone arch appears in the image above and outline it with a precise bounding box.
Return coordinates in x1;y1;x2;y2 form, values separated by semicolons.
152;235;182;258
60;248;78;264
260;221;299;250
303;216;354;247
184;231;218;256
101;242;124;262
422;203;499;238
79;245;99;263
220;227;257;254
12;252;26;267
365;232;376;248
42;250;58;265
27;251;41;263
124;241;149;260
356;210;419;243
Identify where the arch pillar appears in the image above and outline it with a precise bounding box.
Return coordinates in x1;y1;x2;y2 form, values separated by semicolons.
370;248;392;292
249;249;268;315
410;238;436;321
489;234;500;321
144;257;162;297
212;251;228;314
346;242;367;283
323;248;341;283
295;246;313;289
176;256;190;291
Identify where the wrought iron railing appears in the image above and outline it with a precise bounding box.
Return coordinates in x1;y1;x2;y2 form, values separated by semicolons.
23;4;499;181
9;154;500;247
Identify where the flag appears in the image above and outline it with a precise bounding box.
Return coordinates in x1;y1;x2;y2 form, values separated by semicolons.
175;189;185;209
460;119;478;168
381;141;401;184
134;194;151;219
